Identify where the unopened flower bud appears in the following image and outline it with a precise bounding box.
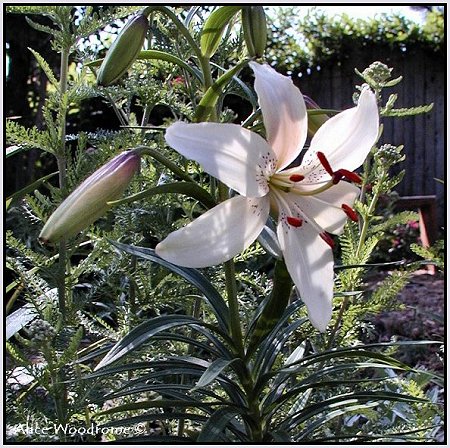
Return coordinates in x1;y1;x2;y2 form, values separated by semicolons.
97;14;149;86
28;319;56;343
242;6;267;58
304;95;329;137
39;150;140;244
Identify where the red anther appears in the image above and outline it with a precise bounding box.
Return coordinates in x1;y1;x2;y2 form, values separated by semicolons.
332;170;344;184
287;216;303;227
317;151;334;176
320;232;335;248
289;174;305;182
339;169;362;184
341;204;359;222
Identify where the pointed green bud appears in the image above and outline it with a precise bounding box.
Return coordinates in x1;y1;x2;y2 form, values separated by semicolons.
304;95;330;137
97;14;149;86
242;6;267;58
200;6;241;59
39;150;140;244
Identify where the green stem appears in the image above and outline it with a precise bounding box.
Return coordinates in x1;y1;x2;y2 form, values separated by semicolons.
223;259;245;356
143;6;203;63
44;344;67;441
54;44;71;438
356;187;381;257
328;176;383;349
57;45;70;320
136;145;195;183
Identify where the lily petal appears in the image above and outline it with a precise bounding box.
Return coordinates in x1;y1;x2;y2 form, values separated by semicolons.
288;181;360;234
155;195;270;268
303;88;379;179
165;122;275;197
276;201;334;332
250;62;307;171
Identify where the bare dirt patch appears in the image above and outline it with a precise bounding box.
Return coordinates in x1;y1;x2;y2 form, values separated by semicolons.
367;269;444;372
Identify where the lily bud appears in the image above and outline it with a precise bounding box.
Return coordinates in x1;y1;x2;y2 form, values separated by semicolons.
97;14;149;86
39;150;140;244
304;95;330;137
241;6;267;58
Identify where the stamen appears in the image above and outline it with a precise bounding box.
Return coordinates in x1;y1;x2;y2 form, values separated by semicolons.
287;216;303;227
341;204;359;222
289;174;305;182
317;151;334;176
332;170;344;185
333;168;362;184
339;169;362;184
320;232;335;248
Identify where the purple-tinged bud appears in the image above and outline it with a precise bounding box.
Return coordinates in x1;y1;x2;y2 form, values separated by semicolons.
39;150;140;244
304;95;330;137
97;14;149;86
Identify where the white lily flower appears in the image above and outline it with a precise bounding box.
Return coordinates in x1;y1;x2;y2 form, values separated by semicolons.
156;62;379;331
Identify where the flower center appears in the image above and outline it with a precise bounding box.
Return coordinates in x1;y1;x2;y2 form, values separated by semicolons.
269;151;362;198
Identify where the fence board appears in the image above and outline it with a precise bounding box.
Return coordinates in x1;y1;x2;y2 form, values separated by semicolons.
292;46;444;227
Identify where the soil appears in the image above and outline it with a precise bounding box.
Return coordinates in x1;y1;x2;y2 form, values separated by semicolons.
366;269;444;372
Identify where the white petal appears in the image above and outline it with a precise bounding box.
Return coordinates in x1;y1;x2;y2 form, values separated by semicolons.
287;181;360;234
303;88;379;179
250;62;307;171
276;199;334;332
165;122;276;197
155;195;270;268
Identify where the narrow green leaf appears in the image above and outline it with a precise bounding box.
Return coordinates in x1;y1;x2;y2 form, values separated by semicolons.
100;411;207;430
6;305;38;340
6;171;58;210
254;317;308;389
108;182;216;210
197;406;242;442
269;429;292;442
110;241;229;331
247;259;293;353
138;50;203;83
252;300;306;375
195;59;249;122
280;391;426;432
257;224;282;258
295;402;380;440
106;382;226;404
211;60;258;108
95;315;226;370
192;358;238;391
135;145;194;183
200;6;241;58
99;399;219;415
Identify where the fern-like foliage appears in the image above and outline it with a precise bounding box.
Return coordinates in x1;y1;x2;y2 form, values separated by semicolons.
410;241;444;270
6;120;55;154
381;103;434;117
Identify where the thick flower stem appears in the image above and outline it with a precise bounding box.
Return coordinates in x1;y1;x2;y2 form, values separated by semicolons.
200;54;243;355
223;259;245;357
247;258;292;357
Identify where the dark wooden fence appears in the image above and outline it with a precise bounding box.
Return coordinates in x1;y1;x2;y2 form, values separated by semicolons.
290;45;445;228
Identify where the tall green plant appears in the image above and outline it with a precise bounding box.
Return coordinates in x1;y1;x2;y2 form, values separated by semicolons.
5;6;443;443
